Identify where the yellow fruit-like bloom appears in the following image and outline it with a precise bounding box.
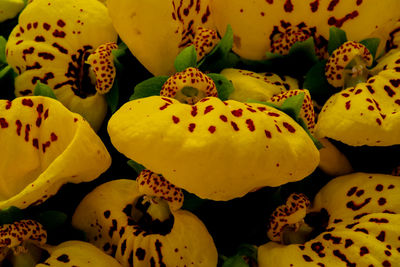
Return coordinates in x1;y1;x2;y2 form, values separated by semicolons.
315;47;400;146
108;96;319;201
0;96;111;209
107;0;216;76
6;0;118;130
72;179;218;267
259;172;400;266
210;0;400;60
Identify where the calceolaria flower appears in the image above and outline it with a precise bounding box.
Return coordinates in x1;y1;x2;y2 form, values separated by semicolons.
108;67;319;201
315;42;400;146
72;178;218;266
258;172;400;266
5;0;118;130
0;96;111;209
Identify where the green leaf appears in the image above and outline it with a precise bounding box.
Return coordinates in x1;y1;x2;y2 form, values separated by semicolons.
37;210;67;231
0;206;23;225
279;92;305;120
206;73;235;101
303;60;337;104
0;36;7;64
288;37;318;63
129;76;169;101
327;27;348;55
360;38;380;59
106;79;119;113
198;24;235;72
33;81;57;99
221;244;257;267
181;190;207;212
127;160;146;175
174;45;197;72
111;42;128;61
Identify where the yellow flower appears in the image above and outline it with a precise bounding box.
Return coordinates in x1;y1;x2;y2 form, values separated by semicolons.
72;179;218;266
6;0;118;130
0;96;111;209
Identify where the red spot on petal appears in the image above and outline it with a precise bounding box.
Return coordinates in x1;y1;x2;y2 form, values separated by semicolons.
188;123;196;132
50;132;58;141
246;119;255;131
283;122;296;133
219;115;228;122
32;138;39;149
231;109;243;117
265;130;272;138
172;116;180;124
208;126;216;133
204;105;214;114
0;118;8;128
22;99;34;107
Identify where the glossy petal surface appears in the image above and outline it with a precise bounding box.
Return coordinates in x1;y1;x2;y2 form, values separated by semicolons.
108;96;319;200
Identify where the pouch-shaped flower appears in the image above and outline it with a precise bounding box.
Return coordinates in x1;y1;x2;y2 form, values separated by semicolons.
107;0;215;76
210;0;400;60
108;96;319;201
5;0;118;130
258;172;400;266
0;96;111;209
315;46;400;146
72;179;218;267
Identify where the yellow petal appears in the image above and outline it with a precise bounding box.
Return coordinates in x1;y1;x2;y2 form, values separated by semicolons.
137;170;184;211
325;41;372;88
108;96;319;201
72;179;218;266
315;48;400;146
267;193;310;242
6;0;117;130
221;68;295;102
86;42;118;94
0;0;24;22
270;89;316;132
37;241;122;266
160;67;218;104
107;0;215;76
0;96;111;209
193;26;219;61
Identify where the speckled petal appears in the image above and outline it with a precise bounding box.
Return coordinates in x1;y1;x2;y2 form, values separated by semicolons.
160;67;218;104
0;219;46;249
325;41;372;88
221;68;297;102
86;42;118;94
72;179;218;267
270;89;315;132
315;48;400;146
107;0;215;76
210;0;400;60
108;96;319;201
0;96;111;209
137;170;184;211
193;26;219;61
37;241;122;266
6;0;118;130
267;193;310;242
270;26;313;56
258;173;400;266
